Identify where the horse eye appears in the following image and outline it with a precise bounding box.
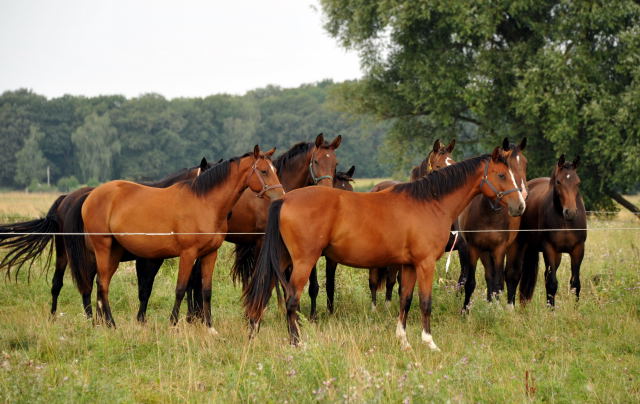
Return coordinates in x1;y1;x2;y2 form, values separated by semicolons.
556;180;561;185
313;160;319;165
498;173;506;180
261;170;267;175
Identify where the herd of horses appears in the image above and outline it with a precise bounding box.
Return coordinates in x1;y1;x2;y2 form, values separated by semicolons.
0;134;586;350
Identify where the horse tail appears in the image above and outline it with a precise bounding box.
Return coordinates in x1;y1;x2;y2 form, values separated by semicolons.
64;193;93;294
0;194;65;280
231;242;258;287
243;199;289;321
519;246;540;304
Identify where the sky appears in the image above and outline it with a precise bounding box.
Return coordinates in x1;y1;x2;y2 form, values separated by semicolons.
0;0;362;99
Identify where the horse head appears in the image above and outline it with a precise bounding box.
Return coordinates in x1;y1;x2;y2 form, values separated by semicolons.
482;146;527;217
308;133;341;186
551;154;581;220
247;145;284;200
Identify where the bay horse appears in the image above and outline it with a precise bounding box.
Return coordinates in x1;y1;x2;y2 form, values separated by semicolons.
309;165;355;318
182;134;342;321
505;155;586;306
244;147;526;350
67;146;283;332
0;158;213;320
457;138;528;311
367;139;472;309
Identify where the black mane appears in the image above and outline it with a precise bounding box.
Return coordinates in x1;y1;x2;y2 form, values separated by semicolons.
273;142;313;172
188;153;251;196
141;167;195;188
393;154;497;201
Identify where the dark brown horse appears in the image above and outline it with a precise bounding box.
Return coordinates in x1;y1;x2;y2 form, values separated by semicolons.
457;138;528;311
183;134;342;321
368;139;470;309
505;155;586;306
66;147;283;332
245;147;526;350
0;158;213;320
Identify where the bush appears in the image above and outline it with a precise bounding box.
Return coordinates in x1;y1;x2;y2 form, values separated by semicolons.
86;178;101;187
27;179;57;193
56;176;80;192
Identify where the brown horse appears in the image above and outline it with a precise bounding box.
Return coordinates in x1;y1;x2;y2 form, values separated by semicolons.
457;138;528;311
505;155;586;306
309;165;355;318
67;146;283;332
183;134;342;321
244;147;525;350
0;158;213;320
368;139;468;309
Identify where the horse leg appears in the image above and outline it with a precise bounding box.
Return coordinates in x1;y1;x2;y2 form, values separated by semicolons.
455;236;472;292
93;238;123;327
385;266;399;306
308;266;319;321
416;258;439;351
462;247;480;312
50;236;68;316
490;245;507;299
396;265;416;350
186;259;204;323
542;243;561;307
198;251;219;335
325;258;337;314
135;258;163;323
169;250;198;326
479;251;495;301
569;244;584;301
287;258;317;345
369;267;381;310
505;241;524;306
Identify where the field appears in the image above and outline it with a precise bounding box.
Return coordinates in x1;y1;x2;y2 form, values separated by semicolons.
0;191;639;403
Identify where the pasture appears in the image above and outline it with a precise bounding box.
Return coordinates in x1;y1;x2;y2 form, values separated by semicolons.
0;192;639;403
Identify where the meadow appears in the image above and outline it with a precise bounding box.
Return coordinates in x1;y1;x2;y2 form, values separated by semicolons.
0;191;638;403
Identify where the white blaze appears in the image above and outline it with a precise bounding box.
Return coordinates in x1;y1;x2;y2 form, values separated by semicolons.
508;168;526;206
445;157;453;166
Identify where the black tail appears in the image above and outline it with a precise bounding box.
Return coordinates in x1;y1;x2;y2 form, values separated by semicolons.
0;194;65;280
231;242;258;287
519;246;540;303
243;199;289;321
64;193;94;294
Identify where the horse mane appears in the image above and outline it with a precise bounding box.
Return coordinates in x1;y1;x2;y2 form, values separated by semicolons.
188;153;250;196
141;167;194;188
415;152;433;178
393;154;498;201
274;140;333;172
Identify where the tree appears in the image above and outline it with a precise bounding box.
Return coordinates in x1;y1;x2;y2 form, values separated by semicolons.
14;125;49;188
71;112;120;183
321;0;640;211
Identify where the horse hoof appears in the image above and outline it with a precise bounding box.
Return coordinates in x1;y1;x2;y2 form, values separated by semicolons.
371;303;377;312
506;303;515;311
421;331;440;352
401;341;412;351
208;327;219;336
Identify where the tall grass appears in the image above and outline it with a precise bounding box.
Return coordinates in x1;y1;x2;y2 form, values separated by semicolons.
0;192;638;403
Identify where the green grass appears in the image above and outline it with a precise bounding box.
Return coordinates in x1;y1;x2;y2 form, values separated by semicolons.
0;215;639;402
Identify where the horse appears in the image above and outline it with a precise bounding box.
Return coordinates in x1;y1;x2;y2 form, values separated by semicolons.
0;158;213;320
367;139;472;309
308;165;355;318
182;134;342;321
457;138;528;311
66;146;283;332
244;146;526;350
505;155;586;306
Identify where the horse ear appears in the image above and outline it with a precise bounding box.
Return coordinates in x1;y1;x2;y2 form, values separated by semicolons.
253;145;260;159
491;146;501;161
346;165;355;177
432;139;441;153
265;147;276;158
199;157;208;172
315;133;325;148
502;137;510;150
446;139;456;153
329;135;342;149
572;155;580;168
557;154;566;167
519;137;527;151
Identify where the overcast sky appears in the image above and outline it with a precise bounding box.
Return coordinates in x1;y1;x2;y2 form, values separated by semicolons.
0;0;362;99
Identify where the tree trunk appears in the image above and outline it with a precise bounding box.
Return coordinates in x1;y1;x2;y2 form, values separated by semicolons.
606;189;640;221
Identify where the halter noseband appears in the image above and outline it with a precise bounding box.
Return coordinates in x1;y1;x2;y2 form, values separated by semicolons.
479;160;522;211
308;149;334;185
249;159;284;198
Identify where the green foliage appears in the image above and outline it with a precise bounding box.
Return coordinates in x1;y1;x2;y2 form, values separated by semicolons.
14;126;49;188
320;0;640;209
56;176;80;192
71;112;120;183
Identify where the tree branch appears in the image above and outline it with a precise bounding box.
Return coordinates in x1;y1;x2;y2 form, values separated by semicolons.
606;189;640;221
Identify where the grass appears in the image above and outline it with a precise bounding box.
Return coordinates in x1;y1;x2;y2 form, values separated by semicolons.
0;191;639;403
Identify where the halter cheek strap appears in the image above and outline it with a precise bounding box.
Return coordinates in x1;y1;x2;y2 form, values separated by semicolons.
309;149;333;185
249;161;284;198
479;160;522;211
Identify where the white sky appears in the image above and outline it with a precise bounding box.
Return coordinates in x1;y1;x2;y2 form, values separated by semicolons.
0;0;362;99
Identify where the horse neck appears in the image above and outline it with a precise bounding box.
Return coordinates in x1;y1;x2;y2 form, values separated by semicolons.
432;164;485;223
201;160;253;214
278;156;311;191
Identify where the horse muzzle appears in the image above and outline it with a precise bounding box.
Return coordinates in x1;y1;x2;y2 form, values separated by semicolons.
563;208;577;221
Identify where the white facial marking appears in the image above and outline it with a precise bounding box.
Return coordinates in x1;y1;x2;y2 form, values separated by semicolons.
566;174;571;179
445;157;453;166
521;179;528;199
325;153;330;158
268;161;277;176
508;168;526;206
421;330;440;351
516;155;520;165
